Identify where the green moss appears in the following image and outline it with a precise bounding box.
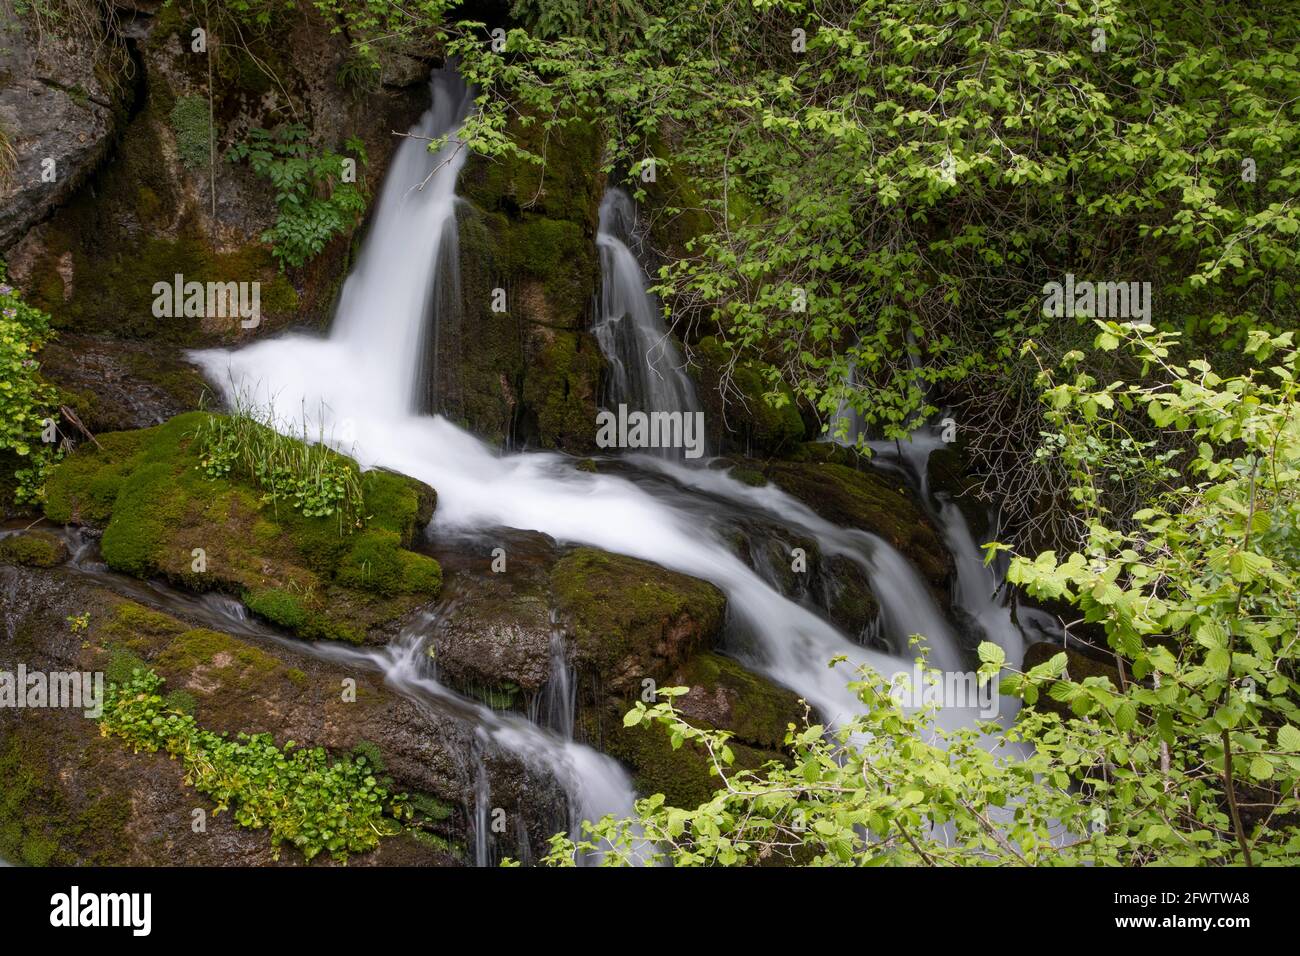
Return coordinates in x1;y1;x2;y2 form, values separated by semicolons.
675;652;802;749
155;627;280;686
521;330;603;452
169;95;211;169
335;529;442;597
244;588;309;629
164;689;197;715
460;111;603;226
0;728;131;866
0;530;65;567
105;647;150;687
104;600;185;643
43;413;442;645
551;547;725;677
360;469;435;545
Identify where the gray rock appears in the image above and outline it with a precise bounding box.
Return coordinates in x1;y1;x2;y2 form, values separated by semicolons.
0;15;129;251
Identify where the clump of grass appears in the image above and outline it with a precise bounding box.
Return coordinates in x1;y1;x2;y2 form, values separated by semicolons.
0;121;17;188
191;392;366;531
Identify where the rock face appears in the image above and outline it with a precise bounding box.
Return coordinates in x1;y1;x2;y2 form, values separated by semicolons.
0;8;131;251
6;3;432;345
0;562;572;866
694;336;806;458
433;110;608;451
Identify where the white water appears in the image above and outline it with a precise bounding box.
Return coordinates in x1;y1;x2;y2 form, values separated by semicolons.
191;66;1013;851
592;189;703;438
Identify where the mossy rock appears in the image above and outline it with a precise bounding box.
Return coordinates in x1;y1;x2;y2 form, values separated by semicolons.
520;328;604;453
551;547;727;698
671;652;805;750
694;336;805;457
761;459;951;586
459;109;603;228
0;530;67;568
41;412;441;644
0;723;132;866
446;111;607;450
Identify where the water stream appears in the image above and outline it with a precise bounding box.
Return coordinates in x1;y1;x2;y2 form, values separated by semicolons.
591;188;702;432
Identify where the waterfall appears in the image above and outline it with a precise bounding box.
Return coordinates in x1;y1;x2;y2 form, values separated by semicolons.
592;188;703;453
191;65;1011;855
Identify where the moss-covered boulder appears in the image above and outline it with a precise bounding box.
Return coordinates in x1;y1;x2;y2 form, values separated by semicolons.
550;547;727;698
694;336;805;457
0;529;67;568
42;412;441;644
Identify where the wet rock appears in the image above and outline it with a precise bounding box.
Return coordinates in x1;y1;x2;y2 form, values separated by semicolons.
760;456;951;587
551;546;726;700
0;11;131;251
0;562;569;865
38;333;209;432
693;336;805;457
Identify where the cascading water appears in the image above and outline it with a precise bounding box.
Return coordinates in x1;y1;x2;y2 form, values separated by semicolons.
592;188;703;446
192;64;1015;856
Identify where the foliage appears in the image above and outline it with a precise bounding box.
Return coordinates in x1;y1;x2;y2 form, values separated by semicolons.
228;125;368;268
169;95;211;169
507;0;647;47
311;0;452;69
539;328;1300;867
0;264;61;504
100;667;407;861
448;0;1300;543
190;395;366;525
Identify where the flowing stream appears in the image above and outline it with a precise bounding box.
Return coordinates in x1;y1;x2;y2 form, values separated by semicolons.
591;188;702;431
190;65;1043;859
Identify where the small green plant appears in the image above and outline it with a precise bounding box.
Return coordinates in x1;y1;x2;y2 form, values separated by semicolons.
0;264;61;504
66;612;90;633
191;395;366;527
336;54;381;97
228;126;368;269
100;668;407;862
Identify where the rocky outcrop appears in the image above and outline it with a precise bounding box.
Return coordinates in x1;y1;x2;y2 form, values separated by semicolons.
0;561;574;865
6;2;433;345
434;110;607;451
0;4;132;251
